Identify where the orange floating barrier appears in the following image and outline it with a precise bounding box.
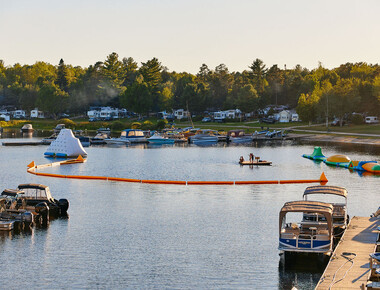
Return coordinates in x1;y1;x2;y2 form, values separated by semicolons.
141;179;187;185
27;160;327;186
235;180;279;185
187;181;234;185
107;177;141;183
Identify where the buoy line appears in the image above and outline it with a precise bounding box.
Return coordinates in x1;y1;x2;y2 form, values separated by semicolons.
27;156;328;186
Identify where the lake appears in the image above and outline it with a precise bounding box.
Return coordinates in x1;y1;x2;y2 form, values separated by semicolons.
0;133;379;289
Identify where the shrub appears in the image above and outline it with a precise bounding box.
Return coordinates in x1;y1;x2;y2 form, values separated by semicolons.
141;120;154;130
131;122;141;129
156;119;168;131
57;118;76;128
351;114;364;125
111;121;125;131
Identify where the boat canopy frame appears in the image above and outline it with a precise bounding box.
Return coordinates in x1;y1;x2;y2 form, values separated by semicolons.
279;200;333;236
1;189;24;197
303;185;347;199
17;183;53;200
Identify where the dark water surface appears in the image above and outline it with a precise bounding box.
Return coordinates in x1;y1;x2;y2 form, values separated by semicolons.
0;135;379;289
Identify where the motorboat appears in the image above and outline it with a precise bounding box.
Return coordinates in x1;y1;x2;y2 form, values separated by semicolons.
162;129;186;142
73;130;91;147
91;132;109;145
279;200;334;256
148;134;175;145
266;130;284;138
15;183;69;217
302;185;348;235
54;123;66;134
106;129;147;144
96;127;111;135
0;193;37;229
41;133;58;144
21;124;34;133
78;136;90;147
227;130;253;143
0;220;15;231
188;129;219;144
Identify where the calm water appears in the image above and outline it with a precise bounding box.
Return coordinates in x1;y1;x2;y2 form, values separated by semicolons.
0;132;379;289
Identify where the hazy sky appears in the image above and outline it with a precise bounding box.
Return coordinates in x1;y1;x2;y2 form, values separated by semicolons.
1;0;379;73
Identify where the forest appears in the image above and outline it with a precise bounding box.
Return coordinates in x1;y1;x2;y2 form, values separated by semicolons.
0;52;379;123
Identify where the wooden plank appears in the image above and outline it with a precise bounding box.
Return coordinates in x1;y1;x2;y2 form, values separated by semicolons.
316;216;380;289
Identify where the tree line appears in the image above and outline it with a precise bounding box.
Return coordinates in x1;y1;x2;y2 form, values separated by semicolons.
0;53;379;122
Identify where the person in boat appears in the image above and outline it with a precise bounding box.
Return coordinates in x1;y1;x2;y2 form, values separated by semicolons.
249;153;254;163
239;156;244;163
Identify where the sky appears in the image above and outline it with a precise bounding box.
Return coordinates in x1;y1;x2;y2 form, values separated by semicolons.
0;0;379;73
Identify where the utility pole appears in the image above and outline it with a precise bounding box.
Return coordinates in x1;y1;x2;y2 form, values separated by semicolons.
326;94;329;130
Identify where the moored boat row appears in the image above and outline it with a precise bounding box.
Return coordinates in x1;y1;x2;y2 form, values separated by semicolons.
0;183;69;232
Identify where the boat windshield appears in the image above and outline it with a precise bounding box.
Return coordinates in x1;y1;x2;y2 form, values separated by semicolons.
17;185;53;200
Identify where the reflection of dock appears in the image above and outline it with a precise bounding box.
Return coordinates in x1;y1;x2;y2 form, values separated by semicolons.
316;216;380;289
252;134;307;141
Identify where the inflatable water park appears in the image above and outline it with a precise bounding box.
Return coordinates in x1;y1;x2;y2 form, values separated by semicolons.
44;129;88;158
303;147;380;174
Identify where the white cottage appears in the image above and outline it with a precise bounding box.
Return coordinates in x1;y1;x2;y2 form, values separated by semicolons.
279;110;291;123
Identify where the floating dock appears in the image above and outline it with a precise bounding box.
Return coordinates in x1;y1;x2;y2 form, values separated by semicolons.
316;216;380;289
2;141;44;146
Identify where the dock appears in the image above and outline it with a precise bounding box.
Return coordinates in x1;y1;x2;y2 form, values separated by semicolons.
316;216;380;289
2;141;44;146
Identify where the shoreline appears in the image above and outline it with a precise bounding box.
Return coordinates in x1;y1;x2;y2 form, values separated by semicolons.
298;134;380;147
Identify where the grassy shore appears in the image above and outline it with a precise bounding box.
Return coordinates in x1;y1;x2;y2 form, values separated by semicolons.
1;118;379;137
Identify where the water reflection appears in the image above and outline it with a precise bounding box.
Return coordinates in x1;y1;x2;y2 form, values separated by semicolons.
278;254;328;289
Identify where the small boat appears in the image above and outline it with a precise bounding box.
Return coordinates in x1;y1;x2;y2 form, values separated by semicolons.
106;129;147;144
41;133;58;145
188;129;218;144
279;200;334;256
14;183;69;217
228;130;253;143
91;132;109;145
265;130;284;138
239;160;272;166
0;220;15;231
239;155;272;165
73;130;90;147
54;123;66;134
148;134;175;144
96;127;111;135
0;193;37;228
78;136;90;147
21;124;34;133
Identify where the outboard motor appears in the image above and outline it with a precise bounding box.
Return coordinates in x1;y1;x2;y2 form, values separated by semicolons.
21;211;34;228
35;202;49;225
58;199;69;215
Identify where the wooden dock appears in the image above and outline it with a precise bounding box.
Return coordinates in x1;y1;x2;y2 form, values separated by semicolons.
2;141;44;146
316;216;380;289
